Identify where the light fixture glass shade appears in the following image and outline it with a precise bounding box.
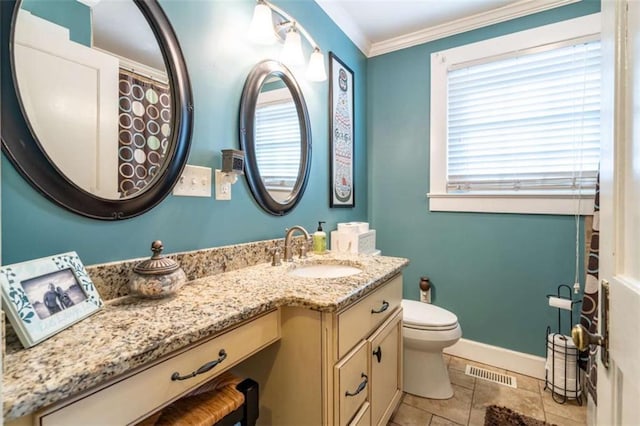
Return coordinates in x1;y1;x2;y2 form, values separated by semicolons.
248;2;277;44
280;27;305;66
306;48;327;81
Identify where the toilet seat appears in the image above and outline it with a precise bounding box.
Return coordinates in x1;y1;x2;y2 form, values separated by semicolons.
402;299;459;331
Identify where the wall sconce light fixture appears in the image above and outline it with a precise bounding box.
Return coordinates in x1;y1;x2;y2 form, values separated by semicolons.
248;0;327;81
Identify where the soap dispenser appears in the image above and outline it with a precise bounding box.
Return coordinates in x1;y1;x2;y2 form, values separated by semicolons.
313;221;326;253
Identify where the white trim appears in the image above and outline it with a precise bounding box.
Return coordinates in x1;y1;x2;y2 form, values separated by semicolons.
428;194;595;215
370;0;580;57
429;14;601;215
256;87;291;106
93;47;168;84
314;0;371;55
444;337;546;380
317;0;580;58
76;0;102;7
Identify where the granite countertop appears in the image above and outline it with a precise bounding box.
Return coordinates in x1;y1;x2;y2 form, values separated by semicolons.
3;252;408;420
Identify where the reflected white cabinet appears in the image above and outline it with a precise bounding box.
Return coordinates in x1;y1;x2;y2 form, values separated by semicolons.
236;274;404;425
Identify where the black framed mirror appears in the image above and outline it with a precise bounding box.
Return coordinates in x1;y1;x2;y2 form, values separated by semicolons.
239;60;311;216
1;0;193;220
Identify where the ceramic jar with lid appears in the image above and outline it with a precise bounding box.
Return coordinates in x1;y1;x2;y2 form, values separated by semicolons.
129;240;186;298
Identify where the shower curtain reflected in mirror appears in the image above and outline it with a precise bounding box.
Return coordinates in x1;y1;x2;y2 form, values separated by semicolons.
579;173;599;404
118;69;171;197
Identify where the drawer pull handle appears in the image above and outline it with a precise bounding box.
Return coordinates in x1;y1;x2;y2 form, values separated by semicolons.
170;349;227;381
345;373;368;397
371;300;389;314
373;346;382;363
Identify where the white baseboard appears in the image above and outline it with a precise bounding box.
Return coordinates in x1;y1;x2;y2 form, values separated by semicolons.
444;338;546;380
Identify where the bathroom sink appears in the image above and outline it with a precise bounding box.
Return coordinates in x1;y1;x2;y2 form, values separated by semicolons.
288;263;362;279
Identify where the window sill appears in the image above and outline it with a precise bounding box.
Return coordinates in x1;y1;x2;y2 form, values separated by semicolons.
427;193;595;215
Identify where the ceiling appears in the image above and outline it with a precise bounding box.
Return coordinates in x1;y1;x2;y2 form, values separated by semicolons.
314;0;578;57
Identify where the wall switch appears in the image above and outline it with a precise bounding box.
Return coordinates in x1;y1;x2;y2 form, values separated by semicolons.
215;169;231;200
173;165;212;197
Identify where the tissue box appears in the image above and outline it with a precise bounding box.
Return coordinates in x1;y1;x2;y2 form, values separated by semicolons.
331;230;376;254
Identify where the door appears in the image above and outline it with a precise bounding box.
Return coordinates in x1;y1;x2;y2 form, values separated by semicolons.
597;2;640;424
14;10;119;198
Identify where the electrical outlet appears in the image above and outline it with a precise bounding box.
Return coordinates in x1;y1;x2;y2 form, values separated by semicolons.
173;165;212;197
215;170;231;200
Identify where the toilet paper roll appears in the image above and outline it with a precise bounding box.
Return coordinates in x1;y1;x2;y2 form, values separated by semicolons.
337;222;369;234
548;296;573;311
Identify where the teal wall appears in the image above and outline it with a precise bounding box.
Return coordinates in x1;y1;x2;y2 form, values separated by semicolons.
2;0;367;265
21;0;91;46
4;0;601;358
367;0;600;356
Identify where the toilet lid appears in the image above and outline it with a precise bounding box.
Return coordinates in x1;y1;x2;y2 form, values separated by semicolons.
402;299;458;329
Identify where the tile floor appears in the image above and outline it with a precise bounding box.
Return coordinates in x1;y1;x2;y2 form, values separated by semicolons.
389;355;587;426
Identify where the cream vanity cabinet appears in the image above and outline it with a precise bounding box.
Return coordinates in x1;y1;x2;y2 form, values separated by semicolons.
7;310;280;426
236;273;404;426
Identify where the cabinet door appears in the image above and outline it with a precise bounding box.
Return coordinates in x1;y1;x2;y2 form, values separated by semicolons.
368;308;403;426
335;341;369;426
349;401;371;426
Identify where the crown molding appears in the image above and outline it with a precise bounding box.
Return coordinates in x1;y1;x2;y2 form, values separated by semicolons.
366;0;580;57
314;0;371;55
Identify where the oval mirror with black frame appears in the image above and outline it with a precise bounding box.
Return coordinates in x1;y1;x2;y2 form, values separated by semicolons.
239;60;311;216
0;0;193;220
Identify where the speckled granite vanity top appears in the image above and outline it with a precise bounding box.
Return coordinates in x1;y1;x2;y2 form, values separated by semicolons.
3;252;408;420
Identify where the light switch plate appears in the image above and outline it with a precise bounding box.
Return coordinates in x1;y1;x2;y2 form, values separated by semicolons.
173;165;212;197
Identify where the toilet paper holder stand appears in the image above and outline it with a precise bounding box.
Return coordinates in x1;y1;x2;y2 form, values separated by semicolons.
544;284;583;405
544;285;583;405
546;285;581;335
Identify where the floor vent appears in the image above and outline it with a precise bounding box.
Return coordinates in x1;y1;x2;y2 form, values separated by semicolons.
465;365;517;388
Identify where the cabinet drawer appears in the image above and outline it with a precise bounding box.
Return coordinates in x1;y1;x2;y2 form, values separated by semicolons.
37;310;280;426
337;274;402;358
335;341;369;426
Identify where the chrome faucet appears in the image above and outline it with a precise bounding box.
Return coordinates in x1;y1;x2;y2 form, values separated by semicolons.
284;225;311;262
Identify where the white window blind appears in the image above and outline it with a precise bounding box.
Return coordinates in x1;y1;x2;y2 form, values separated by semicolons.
446;39;601;194
255;100;301;190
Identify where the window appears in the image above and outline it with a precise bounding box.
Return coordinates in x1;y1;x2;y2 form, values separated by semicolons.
429;14;601;214
255;87;301;194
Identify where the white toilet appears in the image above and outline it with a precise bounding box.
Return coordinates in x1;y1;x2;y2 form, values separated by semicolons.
402;299;462;399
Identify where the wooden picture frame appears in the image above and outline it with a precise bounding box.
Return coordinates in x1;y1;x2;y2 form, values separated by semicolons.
0;252;103;348
329;52;355;207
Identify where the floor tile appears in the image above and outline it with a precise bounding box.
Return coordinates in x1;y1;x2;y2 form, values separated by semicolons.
448;367;475;390
404;384;472;425
507;371;543;393
430;414;463;426
467;407;485;426
545;411;587;426
539;381;587;424
447;356;507;374
391;403;432;426
406;354;589;426
472;380;545;421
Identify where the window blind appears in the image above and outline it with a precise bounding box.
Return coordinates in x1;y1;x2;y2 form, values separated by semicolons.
446;39;601;193
255;100;301;190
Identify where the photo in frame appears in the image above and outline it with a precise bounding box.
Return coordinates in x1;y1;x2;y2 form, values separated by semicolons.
329;52;355;207
0;252;103;348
